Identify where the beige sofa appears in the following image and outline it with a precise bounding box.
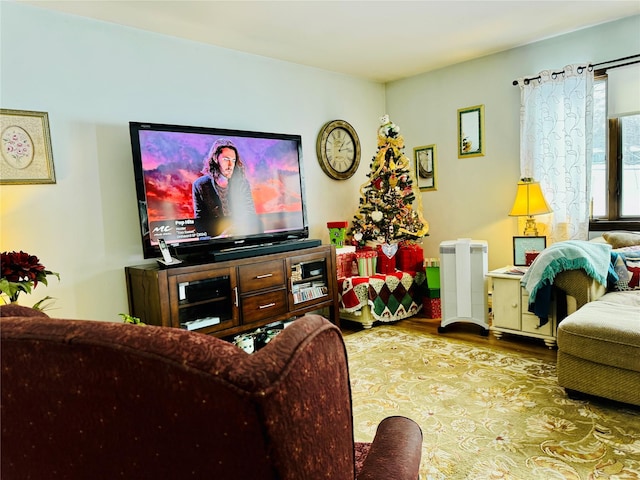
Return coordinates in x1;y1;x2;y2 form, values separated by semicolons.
554;231;640;406
557;290;640;406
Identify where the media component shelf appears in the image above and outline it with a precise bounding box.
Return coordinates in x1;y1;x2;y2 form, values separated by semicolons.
125;245;339;338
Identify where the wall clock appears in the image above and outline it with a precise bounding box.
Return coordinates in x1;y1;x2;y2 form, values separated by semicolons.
316;120;361;180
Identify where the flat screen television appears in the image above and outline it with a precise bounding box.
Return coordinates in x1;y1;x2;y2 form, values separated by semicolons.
129;121;311;261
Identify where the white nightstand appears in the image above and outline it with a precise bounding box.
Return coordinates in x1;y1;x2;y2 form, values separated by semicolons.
487;268;557;348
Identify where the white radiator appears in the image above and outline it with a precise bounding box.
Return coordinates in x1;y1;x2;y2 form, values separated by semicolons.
438;239;489;334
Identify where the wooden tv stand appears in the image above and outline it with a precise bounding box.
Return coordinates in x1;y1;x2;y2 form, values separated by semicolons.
125;244;339;339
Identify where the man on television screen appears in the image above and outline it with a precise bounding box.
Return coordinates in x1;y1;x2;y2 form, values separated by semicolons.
192;138;262;238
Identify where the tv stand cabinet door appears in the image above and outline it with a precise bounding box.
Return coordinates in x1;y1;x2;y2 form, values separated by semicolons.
168;267;240;334
286;247;340;326
125;264;239;334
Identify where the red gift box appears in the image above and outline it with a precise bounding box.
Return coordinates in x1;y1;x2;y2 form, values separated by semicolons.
397;244;424;273
376;245;397;274
327;221;348;229
337;252;355;278
423;298;441;319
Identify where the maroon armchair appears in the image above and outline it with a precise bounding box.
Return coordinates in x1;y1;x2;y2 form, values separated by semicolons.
1;312;422;479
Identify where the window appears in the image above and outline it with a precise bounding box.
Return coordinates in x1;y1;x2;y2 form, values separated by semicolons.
590;74;640;228
617;115;640;217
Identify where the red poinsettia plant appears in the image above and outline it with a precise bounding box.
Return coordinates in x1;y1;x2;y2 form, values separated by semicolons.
0;251;59;305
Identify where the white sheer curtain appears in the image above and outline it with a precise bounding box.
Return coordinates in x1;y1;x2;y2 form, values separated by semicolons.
517;64;594;242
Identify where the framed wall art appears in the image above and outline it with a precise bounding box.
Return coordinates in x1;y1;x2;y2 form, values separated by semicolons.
457;104;484;158
513;236;546;266
1;109;56;184
414;144;437;191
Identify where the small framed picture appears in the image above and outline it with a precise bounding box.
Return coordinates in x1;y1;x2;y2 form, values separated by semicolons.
457;104;484;158
513;236;546;266
1;109;56;185
414;144;437;191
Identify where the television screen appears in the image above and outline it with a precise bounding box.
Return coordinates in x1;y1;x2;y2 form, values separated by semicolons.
129;122;309;259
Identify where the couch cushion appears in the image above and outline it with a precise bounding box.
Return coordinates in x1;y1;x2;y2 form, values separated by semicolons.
623;259;640;289
557;300;640;373
603;231;640;248
610;255;640;291
596;290;640;307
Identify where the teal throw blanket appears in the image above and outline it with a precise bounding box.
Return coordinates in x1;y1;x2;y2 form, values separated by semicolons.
521;240;613;306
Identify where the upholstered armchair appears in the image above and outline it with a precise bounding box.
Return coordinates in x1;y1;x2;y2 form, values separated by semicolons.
1;313;422;479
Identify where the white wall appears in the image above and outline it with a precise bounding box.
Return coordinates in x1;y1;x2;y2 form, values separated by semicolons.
387;15;640;268
0;3;384;320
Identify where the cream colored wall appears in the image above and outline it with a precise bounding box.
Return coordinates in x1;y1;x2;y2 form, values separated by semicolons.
0;3;384;320
386;15;640;270
1;3;638;321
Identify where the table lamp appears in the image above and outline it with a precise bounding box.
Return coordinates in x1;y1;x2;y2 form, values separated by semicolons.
509;178;552;236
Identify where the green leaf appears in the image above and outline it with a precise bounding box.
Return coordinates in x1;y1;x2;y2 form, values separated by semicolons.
32;296;56;311
118;313;145;325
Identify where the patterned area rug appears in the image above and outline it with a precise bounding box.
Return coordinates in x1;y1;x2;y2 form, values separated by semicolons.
344;325;640;479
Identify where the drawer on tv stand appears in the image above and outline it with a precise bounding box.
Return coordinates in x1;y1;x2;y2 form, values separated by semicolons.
238;260;285;292
241;289;288;324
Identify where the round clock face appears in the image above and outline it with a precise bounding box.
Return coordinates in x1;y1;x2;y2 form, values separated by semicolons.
316;120;361;180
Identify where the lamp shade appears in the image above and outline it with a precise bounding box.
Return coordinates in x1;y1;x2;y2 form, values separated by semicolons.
509;180;552;217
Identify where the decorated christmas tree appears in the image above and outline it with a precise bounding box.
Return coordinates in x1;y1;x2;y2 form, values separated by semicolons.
349;115;429;248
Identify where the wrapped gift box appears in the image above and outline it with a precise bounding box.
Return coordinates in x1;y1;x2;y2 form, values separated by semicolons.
423;298;442;319
397;244;424;273
327;221;349;247
356;249;378;276
425;266;441;298
336;246;357;278
376;244;397;274
425;288;441;299
425;266;440;288
336;252;355;278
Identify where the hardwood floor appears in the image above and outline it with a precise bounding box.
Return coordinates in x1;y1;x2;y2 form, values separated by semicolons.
340;314;558;363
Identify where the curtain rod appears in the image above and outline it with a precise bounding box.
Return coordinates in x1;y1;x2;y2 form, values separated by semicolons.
511;54;640;86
